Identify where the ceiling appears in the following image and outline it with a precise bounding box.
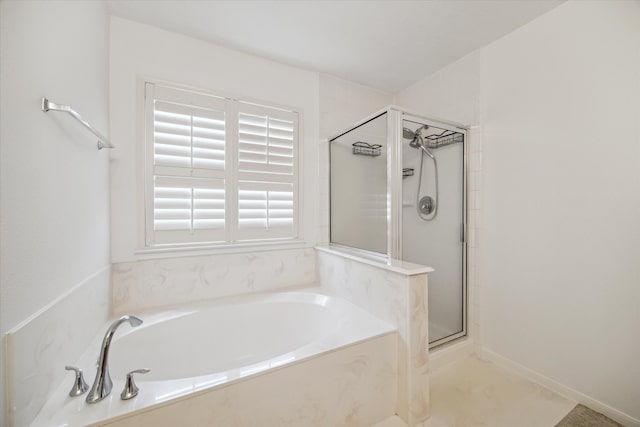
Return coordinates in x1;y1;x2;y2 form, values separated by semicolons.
107;0;564;93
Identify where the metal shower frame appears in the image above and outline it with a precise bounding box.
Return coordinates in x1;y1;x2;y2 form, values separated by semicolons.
328;105;469;348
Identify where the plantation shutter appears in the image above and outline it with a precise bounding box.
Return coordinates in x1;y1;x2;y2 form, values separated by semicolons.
236;102;298;240
146;84;229;245
144;83;299;247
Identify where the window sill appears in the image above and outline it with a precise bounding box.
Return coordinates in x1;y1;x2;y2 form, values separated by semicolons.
133;239;312;261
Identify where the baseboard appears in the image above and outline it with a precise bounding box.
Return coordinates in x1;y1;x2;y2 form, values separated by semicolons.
477;346;640;427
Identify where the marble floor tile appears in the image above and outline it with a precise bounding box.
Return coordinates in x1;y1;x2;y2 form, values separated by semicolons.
373;354;576;427
373;415;409;427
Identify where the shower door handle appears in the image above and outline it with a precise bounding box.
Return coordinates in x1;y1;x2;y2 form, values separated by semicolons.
460;223;466;243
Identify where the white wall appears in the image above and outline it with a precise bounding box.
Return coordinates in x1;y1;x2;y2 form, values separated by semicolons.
110;17;319;263
480;1;640;422
395;51;481;127
0;1;111;424
397;1;640;423
319;74;393;140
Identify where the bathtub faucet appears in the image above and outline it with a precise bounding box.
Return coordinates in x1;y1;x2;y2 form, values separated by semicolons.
86;315;143;403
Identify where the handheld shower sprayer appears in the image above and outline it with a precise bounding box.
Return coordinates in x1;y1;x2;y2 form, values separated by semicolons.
402;127;417;140
405;125;435;158
403;124;438;220
402;123;464;222
404;125;428;148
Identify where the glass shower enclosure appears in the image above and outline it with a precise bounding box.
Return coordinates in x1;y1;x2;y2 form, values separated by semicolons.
329;107;467;347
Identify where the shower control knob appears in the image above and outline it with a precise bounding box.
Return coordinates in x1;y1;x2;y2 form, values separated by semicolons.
419;196;435;215
120;368;150;400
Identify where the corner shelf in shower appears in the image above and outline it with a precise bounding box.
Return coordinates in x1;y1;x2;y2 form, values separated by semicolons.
423;130;464;149
352;141;382;157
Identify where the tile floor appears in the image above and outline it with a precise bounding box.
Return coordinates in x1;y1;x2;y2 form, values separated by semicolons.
374;354;576;427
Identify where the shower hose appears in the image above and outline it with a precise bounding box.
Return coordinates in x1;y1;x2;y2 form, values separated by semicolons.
416;145;438;221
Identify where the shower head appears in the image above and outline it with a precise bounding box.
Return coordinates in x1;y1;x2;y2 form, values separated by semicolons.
404;125;429;149
402;127;416;140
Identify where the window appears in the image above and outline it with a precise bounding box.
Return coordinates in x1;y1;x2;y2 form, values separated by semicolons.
143;82;299;248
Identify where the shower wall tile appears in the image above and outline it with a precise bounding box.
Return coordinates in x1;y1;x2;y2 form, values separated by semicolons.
96;333;397;427
318;139;330;178
471;151;483;172
470;171;482;191
467;227;477;248
468;191;477;212
111;248;316;314
472;191;483;211
466;125;482;345
318;138;330;245
468;126;482;153
318;226;330;245
318;206;329;232
316;249;429;426
5;267;110;427
467;258;480;342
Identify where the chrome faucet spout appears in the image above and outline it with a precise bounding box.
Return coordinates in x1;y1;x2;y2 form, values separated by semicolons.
86;315;142;403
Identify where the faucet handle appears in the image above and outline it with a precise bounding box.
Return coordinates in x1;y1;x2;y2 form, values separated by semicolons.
64;366;89;397
120;368;150;400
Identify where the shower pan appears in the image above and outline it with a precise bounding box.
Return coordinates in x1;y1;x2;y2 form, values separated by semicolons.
329;107;467;347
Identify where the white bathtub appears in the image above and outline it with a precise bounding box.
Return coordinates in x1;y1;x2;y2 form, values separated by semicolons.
32;290;397;426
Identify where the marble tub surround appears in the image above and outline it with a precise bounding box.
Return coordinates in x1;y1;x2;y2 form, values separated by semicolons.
315;245;432;276
112;248;315;314
403;275;429;425
96;333;397;427
4;266;111;427
316;247;430;426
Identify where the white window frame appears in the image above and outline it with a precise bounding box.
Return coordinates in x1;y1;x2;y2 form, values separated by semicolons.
140;80;301;252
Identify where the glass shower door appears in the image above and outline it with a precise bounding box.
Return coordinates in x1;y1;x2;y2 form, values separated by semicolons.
401;118;466;346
